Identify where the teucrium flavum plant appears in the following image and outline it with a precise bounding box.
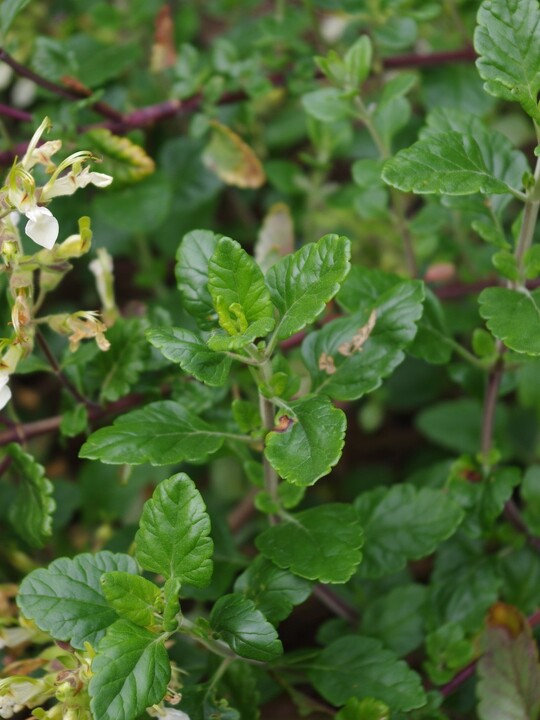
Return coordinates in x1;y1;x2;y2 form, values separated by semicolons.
6;0;540;719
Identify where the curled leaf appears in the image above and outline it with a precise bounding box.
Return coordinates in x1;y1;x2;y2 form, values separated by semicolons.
203;120;265;189
84;129;155;186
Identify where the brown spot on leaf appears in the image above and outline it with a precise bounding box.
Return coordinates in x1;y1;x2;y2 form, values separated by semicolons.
274;415;294;433
338;309;377;356
318;352;336;374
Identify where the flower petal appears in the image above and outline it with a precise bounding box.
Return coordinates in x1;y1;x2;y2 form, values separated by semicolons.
0;382;11;410
24;206;59;249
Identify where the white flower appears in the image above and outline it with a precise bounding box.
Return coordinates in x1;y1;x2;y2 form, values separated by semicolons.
24;206;59;249
43;166;113;199
0;374;11;411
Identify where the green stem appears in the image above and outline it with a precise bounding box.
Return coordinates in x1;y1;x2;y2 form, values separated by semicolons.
180;617;263;666
224;350;264;366
515;162;540;284
207;657;235;693
354;96;418;276
257;359;280;523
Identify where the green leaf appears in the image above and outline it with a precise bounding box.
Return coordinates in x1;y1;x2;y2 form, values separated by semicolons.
59;403;88;438
176;229;219;329
79;400;224;465
416;398;506;455
89;620;170;720
94;173;172;233
304;276;424;401
264;395;346;487
308;635;426;710
220;663;260;720
208;237;275;338
210;593;283;662
266;234;351;341
101;572;161;629
448;464;520;538
5;444;55;549
522;465;540;535
0;0;30;36
428;535;502;632
475;0;540;123
418;108;529;212
17;552;138;649
336;698;390;720
147;327;232;386
234;556;313;625
94;318;148;403
362;584;427;657
354;484;464;578
335;697;390;720
135;473;213;586
477;604;540;720
256;504;363;583
408;289;452;365
382;130;522;197
84;130;155;186
207;318;275;351
479;287;540;355
301;88;354;123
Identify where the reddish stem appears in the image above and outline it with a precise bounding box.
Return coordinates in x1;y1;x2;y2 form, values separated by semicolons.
440;608;540;697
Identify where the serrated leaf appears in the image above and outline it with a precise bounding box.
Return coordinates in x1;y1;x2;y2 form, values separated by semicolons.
79;400;224;465
256;504;363;583
382;130;522;197
304;276;424;401
479;287;540;355
354;484;464;578
210;593;283;662
5;444;55;549
94;318;148;403
208;236;275;339
475;0;540;123
147;327;232;386
308;635;426;710
234;556;313;625
264;395;346;487
266;234;351;340
85;129;155;186
17;552;138;649
101;572;161;629
135;474;213;586
203;120;265;189
89;620;170;720
176;230;219;329
417;107;529;212
477;603;540;720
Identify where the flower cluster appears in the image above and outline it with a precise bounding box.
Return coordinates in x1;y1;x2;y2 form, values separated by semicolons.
2;117;112;250
0;118;115;411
